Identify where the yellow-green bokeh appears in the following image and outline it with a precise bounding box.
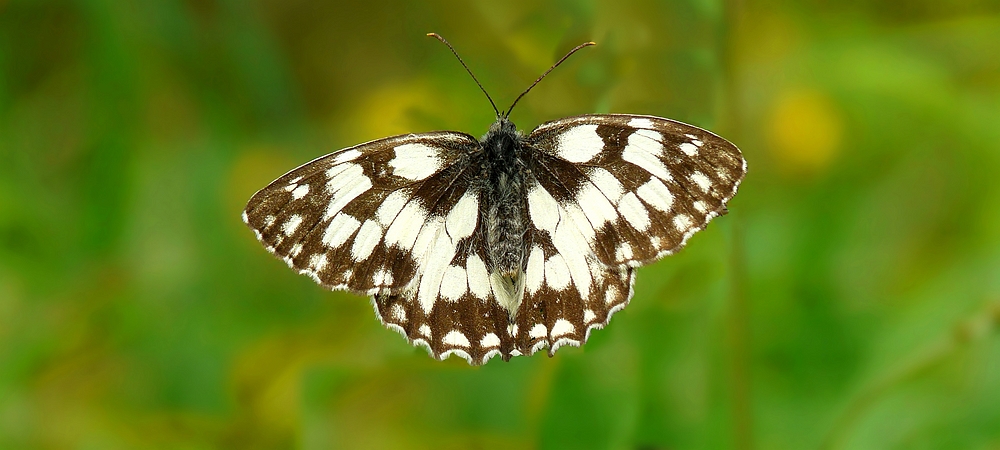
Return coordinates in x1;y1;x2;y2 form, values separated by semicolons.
2;1;1000;449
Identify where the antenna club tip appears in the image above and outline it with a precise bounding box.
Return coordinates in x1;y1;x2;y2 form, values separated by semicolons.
586;41;597;46
426;32;437;37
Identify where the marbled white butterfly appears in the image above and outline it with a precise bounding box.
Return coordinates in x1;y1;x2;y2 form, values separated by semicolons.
243;34;746;365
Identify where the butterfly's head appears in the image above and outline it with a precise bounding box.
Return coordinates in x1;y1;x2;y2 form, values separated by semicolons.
479;116;521;155
488;115;518;134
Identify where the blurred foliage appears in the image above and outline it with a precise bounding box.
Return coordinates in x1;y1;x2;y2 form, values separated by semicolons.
2;0;1000;449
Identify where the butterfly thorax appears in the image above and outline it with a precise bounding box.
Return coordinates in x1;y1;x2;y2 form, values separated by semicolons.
478;117;530;316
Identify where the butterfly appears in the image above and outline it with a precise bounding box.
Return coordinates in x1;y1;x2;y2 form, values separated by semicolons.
243;34;746;365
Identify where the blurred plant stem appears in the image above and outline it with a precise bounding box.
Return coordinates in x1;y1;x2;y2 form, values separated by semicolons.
726;213;754;450
820;300;1000;450
722;0;754;449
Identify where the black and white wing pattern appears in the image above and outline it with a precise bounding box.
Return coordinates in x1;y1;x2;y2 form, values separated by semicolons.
245;131;518;364
525;114;745;266
243;132;483;297
500;114;745;359
244;113;745;366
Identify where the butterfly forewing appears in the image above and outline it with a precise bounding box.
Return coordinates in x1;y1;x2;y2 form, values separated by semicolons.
525;114;746;267
243;131;481;295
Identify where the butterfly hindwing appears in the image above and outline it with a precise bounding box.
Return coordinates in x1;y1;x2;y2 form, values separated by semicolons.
525;114;746;267
243;132;481;295
516;227;636;357
374;225;637;363
374;237;517;364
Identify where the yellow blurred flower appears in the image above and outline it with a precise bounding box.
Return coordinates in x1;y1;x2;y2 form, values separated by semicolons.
767;88;843;176
353;80;438;139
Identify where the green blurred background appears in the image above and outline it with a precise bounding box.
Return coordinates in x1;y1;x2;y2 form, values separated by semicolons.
2;0;1000;448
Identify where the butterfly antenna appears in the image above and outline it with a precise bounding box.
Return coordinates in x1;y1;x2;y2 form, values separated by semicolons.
427;33;500;117
504;41;596;118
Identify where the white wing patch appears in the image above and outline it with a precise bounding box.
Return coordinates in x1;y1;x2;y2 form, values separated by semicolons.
615;242;633;260
350;220;382;261
466;255;491;300
622;132;672;181
440;265;468;300
551;319;575;338
635;178;673;212
389;303;406;322
309;254;327;272
374;269;393;287
588;167;625;203
384;201;428;250
443;330;471;347
679;142;699;156
673;214;693;231
575;182;618;229
617;192;651;232
414;218;450;313
332;149;362;164
628;117;655;128
390;143;442;180
548;204;595;298
480;333;500;348
376;190;410;227
555;124;604;163
690;171;712;192
527;184;560;232
446;191;479;242
524;246;545;295
323;163;373;219
544;254;572;291
291;184;310;200
282;214;303;236
633;128;663;145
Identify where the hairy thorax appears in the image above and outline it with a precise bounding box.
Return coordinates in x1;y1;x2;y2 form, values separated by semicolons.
479;118;530;316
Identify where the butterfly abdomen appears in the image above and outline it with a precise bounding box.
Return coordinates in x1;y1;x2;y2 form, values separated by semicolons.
479;118;532;315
